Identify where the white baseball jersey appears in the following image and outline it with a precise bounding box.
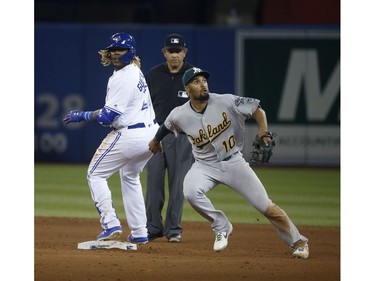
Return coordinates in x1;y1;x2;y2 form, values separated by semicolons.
105;63;156;129
164;93;259;162
87;63;158;239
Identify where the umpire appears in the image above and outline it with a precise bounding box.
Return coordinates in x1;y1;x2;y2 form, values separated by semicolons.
145;34;194;242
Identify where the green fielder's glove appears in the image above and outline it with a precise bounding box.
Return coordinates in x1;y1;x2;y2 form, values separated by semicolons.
251;131;277;164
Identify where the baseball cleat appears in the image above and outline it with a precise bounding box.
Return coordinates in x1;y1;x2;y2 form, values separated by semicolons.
168;234;182;243
96;226;123;241
292;240;309;259
213;223;233;252
127;234;149;244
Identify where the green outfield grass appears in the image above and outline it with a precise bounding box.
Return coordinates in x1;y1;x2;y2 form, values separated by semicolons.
34;164;340;227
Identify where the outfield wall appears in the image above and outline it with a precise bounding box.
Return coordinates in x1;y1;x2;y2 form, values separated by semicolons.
35;23;339;166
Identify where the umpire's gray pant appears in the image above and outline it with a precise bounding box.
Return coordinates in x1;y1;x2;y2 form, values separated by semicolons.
145;133;194;238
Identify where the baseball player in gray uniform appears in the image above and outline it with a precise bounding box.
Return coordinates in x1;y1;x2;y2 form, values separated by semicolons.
63;33;158;244
149;67;309;258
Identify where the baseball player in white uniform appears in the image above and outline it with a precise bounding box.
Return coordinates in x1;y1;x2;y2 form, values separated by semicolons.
63;33;158;244
149;67;309;258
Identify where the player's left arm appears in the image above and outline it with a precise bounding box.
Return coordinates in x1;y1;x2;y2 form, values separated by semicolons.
251;106;277;163
252;107;270;141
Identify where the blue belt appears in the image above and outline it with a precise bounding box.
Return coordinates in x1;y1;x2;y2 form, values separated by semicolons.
128;119;157;129
222;151;239;161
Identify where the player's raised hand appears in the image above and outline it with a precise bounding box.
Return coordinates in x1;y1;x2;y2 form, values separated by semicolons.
63;110;85;124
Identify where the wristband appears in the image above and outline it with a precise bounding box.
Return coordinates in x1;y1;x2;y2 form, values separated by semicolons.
81;111;94;121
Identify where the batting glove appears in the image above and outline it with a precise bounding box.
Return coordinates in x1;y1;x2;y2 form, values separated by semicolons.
63;110;93;124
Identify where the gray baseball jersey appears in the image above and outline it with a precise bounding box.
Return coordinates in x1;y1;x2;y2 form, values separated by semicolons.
164;92;308;248
165;93;259;162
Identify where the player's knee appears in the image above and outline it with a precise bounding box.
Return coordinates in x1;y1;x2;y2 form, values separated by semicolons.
87;173;106;186
120;172;139;185
183;185;194;202
184;186;208;207
183;182;199;202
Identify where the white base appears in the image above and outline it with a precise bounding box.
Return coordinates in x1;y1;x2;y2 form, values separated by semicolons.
77;240;137;251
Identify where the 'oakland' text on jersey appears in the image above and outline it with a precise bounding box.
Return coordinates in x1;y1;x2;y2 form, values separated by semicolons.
165;93;260;162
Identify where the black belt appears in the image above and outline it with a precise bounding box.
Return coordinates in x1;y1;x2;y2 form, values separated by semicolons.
222;151;239;161
128;119;157;129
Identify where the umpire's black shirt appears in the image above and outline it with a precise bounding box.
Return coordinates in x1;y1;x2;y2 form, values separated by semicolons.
145;62;194;125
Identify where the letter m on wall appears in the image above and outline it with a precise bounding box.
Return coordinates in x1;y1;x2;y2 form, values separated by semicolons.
236;30;340;125
278;49;340;122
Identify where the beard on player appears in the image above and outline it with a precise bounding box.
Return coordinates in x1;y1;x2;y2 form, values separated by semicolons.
196;89;209;101
197;94;209;101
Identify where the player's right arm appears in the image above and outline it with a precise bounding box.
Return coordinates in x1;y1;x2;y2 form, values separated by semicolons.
149;106;183;153
148;124;171;153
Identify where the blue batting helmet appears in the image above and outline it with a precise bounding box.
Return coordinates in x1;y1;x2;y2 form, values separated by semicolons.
106;32;136;64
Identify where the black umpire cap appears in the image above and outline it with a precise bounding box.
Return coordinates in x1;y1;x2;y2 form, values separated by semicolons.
164;34;186;49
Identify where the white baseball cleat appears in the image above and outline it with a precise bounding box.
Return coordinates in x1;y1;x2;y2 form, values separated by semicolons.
292;240;309;259
213;223;233;252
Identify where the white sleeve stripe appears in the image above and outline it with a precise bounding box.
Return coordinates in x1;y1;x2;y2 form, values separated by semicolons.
104;106;122;115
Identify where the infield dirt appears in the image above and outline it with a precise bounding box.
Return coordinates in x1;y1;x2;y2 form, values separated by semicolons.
35;217;340;281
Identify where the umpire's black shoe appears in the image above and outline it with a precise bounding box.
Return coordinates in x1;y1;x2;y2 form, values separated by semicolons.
168;234;182;243
148;232;163;241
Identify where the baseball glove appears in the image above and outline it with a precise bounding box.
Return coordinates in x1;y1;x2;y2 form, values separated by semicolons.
251;131;277;164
